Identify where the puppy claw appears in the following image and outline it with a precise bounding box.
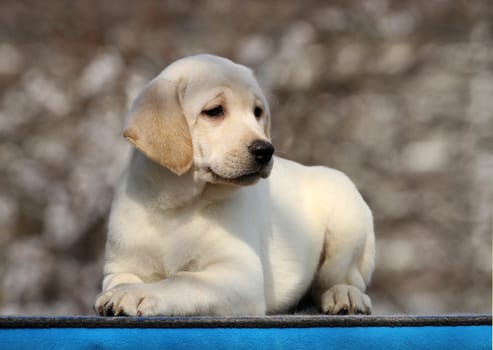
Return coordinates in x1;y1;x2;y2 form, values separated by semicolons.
337;304;350;315
94;286;162;317
321;284;372;315
103;302;114;316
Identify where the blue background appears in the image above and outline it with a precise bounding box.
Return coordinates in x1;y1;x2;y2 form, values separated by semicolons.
1;325;490;350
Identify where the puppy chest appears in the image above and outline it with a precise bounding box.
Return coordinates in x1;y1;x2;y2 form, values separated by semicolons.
263;247;320;312
145;227;207;276
113;214;230;280
262;217;325;312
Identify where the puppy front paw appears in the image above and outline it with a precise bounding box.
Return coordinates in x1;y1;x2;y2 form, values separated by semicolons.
321;284;372;315
94;285;161;316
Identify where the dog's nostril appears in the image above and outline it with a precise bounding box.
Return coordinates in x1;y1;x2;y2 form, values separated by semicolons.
248;140;274;165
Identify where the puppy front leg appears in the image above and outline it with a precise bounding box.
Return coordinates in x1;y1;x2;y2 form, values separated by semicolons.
95;263;266;316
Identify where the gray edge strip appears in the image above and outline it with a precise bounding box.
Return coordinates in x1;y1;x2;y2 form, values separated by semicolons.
0;315;491;328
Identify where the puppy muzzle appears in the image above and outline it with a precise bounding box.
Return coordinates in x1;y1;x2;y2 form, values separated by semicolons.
248;140;275;166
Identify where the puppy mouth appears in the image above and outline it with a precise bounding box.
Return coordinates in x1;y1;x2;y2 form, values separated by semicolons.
207;167;264;185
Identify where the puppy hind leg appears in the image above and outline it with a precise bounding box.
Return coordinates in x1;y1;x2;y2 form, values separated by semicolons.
311;230;373;315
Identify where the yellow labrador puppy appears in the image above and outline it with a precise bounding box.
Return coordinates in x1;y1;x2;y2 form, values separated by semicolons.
95;54;375;316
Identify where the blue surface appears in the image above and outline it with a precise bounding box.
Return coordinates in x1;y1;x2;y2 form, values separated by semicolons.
1;325;491;350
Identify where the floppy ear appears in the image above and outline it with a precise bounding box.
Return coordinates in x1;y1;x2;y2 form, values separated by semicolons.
123;79;193;176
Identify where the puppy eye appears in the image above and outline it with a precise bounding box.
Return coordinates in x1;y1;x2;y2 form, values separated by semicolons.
254;106;263;119
202;105;224;118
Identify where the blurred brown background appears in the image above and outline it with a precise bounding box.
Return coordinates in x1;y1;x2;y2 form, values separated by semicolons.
0;0;491;315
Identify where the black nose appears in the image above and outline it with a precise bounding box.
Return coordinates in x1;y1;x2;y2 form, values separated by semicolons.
248;140;274;165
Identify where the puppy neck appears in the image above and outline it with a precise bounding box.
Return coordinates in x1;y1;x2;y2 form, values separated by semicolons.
201;182;243;203
127;150;205;210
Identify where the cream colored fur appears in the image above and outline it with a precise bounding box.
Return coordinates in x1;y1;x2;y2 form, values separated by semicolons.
94;54;375;316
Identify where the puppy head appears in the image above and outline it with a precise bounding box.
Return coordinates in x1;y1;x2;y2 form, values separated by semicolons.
124;54;274;185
